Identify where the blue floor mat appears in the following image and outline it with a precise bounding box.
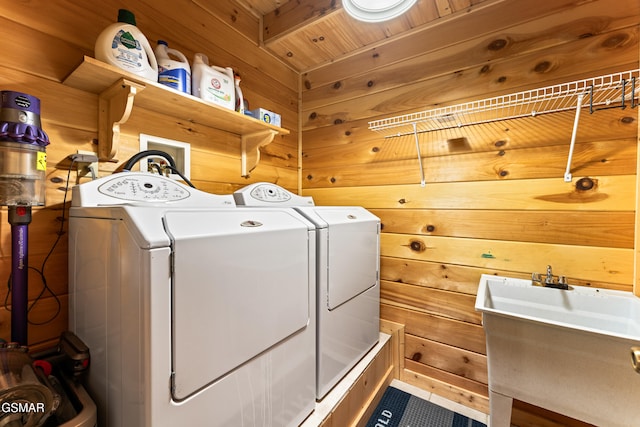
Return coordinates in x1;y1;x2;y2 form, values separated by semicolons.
366;386;486;427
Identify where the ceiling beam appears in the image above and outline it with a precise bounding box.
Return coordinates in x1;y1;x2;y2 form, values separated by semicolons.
263;0;340;43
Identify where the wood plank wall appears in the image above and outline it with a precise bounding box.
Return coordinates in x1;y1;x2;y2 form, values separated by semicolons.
1;0;639;425
301;0;640;425
0;0;298;350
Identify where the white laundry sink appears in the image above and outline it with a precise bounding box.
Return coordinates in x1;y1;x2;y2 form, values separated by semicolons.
475;274;640;427
477;275;640;339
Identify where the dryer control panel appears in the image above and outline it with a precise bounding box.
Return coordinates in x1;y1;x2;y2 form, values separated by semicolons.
234;183;314;207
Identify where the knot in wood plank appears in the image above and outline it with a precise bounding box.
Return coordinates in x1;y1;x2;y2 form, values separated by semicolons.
575;177;596;191
409;240;426;252
602;33;629;48
487;38;508;51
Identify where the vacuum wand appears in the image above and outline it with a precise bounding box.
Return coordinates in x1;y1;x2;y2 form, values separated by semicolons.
9;205;32;345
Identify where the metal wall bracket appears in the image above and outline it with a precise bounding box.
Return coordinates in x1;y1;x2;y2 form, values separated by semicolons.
563;93;584;182
412;123;425;187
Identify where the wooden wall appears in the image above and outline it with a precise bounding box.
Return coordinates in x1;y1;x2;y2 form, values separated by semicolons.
1;0;639;425
0;0;298;350
300;0;639;425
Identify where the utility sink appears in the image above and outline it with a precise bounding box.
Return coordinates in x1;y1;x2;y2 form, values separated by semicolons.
475;274;640;427
476;275;640;340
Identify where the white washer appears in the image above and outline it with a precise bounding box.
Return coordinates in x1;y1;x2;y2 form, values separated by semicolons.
234;183;380;399
68;172;316;427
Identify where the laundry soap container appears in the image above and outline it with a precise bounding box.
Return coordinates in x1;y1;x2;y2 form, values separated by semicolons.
234;73;245;114
155;40;191;94
192;53;235;111
95;9;158;81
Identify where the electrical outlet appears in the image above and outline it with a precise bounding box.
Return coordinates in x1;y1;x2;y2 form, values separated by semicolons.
76;150;98;180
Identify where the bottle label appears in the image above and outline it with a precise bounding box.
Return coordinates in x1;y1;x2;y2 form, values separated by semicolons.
202;76;233;109
158;68;191;93
110;30;145;71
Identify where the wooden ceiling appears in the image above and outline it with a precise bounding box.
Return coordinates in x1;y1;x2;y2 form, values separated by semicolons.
234;0;492;72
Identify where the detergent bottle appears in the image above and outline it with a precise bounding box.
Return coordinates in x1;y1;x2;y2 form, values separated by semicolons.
95;9;158;81
192;53;235;111
234;73;245;114
155;40;191;94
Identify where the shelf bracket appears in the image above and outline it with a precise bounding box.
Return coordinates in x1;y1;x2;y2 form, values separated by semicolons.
241;130;278;177
98;78;145;161
564;93;585;182
412;123;425;187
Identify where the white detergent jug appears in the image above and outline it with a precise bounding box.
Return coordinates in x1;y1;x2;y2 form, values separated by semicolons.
155;40;191;94
95;9;158;81
192;53;235;111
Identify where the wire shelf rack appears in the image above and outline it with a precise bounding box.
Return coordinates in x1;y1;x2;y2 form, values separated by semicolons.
369;69;639;136
368;69;639;186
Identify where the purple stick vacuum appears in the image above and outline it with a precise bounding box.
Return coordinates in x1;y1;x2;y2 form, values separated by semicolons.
0;91;50;345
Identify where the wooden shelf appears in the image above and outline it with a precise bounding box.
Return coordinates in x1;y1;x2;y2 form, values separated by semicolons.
63;56;289;176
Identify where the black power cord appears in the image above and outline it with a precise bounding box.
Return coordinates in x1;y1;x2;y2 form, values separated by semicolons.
164;165;196;189
3;163;74;326
122;149;196;188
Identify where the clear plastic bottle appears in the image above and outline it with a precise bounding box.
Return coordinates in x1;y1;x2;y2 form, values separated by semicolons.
94;9;158;81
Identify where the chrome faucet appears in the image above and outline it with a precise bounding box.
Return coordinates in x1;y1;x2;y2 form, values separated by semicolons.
531;265;569;290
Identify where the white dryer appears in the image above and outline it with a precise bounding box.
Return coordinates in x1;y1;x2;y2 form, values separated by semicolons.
234;183;380;399
68;172;316;426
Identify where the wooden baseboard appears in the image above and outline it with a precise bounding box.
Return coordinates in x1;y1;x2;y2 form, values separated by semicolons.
399;366;490;414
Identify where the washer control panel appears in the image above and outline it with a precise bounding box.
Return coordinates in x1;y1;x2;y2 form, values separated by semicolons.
98;174;190;202
72;172;235;208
